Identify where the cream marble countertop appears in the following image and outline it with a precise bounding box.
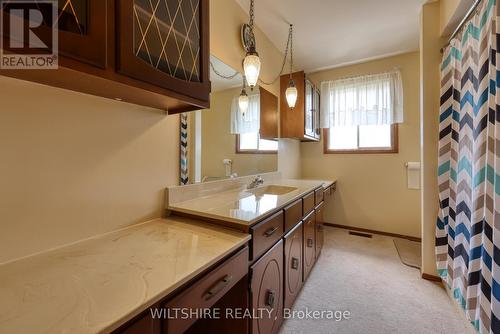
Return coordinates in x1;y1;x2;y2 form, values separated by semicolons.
168;179;326;227
303;179;337;189
0;217;250;334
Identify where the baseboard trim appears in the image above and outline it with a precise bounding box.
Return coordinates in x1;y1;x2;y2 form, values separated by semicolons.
323;223;422;242
421;273;442;282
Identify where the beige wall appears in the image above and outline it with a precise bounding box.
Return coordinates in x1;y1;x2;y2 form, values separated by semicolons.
0;76;180;263
440;0;460;34
0;0;299;263
200;87;277;179
302;52;421;238
420;1;447;276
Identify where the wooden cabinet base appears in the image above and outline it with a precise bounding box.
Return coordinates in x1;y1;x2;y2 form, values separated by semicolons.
303;211;316;281
250;241;284;334
284;222;303;309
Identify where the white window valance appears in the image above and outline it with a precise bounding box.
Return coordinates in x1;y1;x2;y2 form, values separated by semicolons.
320;70;403;128
230;93;260;134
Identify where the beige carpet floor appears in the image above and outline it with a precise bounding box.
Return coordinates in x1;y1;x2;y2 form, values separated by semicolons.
393;238;421;269
279;227;475;334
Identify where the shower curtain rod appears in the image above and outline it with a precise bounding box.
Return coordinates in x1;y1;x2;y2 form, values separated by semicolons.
440;0;483;53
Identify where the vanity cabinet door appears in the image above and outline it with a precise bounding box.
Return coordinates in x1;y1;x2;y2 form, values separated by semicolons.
303;211;316;280
284;222;303;309
250;240;283;334
116;0;210;104
315;202;324;258
1;0;108;68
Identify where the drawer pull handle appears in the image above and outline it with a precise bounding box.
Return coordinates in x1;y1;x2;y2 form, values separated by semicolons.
264;226;279;237
291;257;299;270
266;289;276;308
307;238;314;248
204;275;233;301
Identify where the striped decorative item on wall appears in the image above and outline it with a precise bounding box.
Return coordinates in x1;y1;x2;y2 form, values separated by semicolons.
180;113;189;185
437;0;500;332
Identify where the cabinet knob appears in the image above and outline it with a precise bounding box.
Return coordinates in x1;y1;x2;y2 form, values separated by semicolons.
291;257;299;270
307;238;314;248
265;289;276;308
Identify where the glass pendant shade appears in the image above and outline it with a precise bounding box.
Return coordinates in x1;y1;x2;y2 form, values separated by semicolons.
243;52;261;88
285;81;298;108
238;91;249;114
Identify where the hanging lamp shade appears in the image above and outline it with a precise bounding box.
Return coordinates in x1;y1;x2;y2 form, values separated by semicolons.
238;89;249;114
285;80;298;108
243;50;261;88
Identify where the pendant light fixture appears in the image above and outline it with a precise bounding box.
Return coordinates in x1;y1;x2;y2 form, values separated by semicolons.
238;76;249;116
285;24;298;109
242;0;260;89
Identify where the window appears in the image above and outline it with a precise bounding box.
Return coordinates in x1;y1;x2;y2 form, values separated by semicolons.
320;70;402;154
237;132;278;153
324;124;398;153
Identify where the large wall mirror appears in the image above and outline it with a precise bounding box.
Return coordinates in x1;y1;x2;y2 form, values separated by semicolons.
180;56;279;185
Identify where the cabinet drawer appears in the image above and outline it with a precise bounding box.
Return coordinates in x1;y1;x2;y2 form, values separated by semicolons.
302;192;315;216
284;199;303;233
251;211;284;261
324;186;331;197
315;188;324;206
164;246;249;334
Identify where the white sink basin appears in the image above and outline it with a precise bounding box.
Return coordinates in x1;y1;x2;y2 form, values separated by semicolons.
248;185;298;196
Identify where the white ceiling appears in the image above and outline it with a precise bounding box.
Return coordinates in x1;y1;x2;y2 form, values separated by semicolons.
236;0;427;72
210;55;243;92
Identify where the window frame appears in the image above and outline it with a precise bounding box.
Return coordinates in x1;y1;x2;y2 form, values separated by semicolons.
236;134;278;154
323;124;399;154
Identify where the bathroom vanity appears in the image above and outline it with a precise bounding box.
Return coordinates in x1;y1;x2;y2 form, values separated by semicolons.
145;173;337;334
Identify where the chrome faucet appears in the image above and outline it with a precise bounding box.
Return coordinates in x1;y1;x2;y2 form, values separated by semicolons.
247;175;264;189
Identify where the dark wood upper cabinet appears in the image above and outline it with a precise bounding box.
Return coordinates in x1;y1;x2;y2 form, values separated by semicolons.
54;0;108;68
280;71;320;142
259;86;278;139
0;0;210;113
116;0;210;103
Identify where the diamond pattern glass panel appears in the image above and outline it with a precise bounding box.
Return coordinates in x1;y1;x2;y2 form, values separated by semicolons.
133;0;201;82
37;0;88;35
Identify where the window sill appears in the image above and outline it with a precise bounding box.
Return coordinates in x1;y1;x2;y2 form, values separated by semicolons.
235;150;278;155
323;147;399;154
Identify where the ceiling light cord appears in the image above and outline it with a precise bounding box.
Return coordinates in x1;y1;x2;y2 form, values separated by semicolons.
210;60;240;80
258;23;293;86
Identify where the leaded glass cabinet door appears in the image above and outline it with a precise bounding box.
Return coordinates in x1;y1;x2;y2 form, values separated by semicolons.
313;88;321;140
35;0;108;68
304;80;315;139
0;0;107;68
116;0;210;106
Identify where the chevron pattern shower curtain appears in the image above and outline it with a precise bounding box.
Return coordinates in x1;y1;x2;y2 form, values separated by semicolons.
437;0;500;332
